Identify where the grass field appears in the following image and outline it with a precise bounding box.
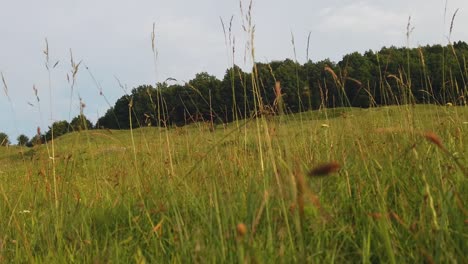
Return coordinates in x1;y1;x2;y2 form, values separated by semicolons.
0;104;466;263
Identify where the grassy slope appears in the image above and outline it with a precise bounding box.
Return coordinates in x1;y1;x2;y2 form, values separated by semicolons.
0;105;467;263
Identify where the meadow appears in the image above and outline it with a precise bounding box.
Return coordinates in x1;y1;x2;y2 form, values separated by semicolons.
0;104;466;263
1;1;467;261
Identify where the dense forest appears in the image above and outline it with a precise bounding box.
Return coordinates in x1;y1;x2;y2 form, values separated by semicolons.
3;41;467;146
96;41;468;129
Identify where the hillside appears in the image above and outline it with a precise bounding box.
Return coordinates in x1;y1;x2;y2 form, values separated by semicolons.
0;105;467;262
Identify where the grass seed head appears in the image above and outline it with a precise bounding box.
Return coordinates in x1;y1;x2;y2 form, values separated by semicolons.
308;162;341;177
274;81;282;98
236;223;247;237
423;131;444;150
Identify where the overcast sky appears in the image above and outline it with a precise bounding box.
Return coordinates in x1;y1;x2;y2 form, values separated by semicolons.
1;0;467;142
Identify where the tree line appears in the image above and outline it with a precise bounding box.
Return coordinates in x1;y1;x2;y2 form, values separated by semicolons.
96;41;468;129
0;115;93;147
1;41;467;146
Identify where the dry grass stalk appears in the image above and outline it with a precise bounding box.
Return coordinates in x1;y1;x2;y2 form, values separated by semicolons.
152;219;164;237
390;211;407;227
418;47;426;67
251;191;268;237
423;131;468;177
367;212;383;219
387;74;403;86
294;167;306;220
324;65;341;86
1;73;8;98
346;77;362;87
274;81;282;101
273;81;284;115
293;164;332;222
406;16;414;41
449;8;459;41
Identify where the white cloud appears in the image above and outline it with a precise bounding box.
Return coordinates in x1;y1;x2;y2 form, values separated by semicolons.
316;1;407;34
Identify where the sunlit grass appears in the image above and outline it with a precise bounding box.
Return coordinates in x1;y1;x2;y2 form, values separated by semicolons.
0;104;466;262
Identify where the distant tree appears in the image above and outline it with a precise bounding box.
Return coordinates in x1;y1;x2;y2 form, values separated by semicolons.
92;42;468;129
17;134;29;146
162;84;189;125
130;85;158;127
45;120;70;141
187;72;223;123
272;59;307;112
96;107;119;129
303;59;335;109
0;132;10;146
220;65;253;121
27;134;44;147
70;115;93;131
339;52;373;107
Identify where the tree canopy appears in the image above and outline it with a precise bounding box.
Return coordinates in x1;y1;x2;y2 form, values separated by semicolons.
0;132;10;146
17;41;468;143
17;134;29;146
70;115;93;131
96;42;468;129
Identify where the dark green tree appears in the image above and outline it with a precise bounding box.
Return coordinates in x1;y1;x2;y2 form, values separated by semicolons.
220;65;253;121
271;59;307;112
303;60;334;109
339;52;373;107
27;134;44;147
70;115;93;131
96;107;119;129
0;132;10;146
17;134;29;146
93;41;468;129
45;120;70;141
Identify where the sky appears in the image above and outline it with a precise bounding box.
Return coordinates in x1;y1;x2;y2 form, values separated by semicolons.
1;0;467;143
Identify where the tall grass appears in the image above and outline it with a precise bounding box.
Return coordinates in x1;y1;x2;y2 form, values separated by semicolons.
1;104;466;262
0;1;467;263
